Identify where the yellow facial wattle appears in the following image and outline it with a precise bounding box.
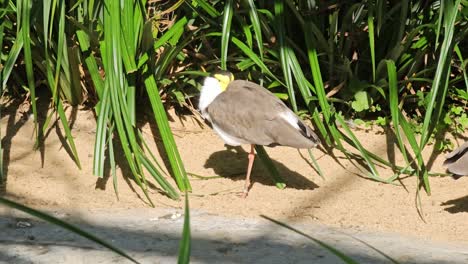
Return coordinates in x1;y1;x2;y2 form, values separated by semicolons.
214;73;234;91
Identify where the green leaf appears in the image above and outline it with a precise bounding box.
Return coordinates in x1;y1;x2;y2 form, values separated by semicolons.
221;0;234;70
177;193;191;264
367;6;376;82
246;0;264;58
231;37;280;82
255;145;286;189
351;91;371;112
192;0;221;17
154;17;188;49
459;113;468;128
274;0;296;112
261;215;360;264
386;60;409;166
144;72;191;193
19;0;38;142
336;114;382;181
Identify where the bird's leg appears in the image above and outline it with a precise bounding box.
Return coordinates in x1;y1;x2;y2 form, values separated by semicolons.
241;144;255;198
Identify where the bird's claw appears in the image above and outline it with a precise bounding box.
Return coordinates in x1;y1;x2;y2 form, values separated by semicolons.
236;189;249;199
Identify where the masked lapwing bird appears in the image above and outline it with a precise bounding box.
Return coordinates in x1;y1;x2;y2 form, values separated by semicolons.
199;71;320;197
444;141;468;179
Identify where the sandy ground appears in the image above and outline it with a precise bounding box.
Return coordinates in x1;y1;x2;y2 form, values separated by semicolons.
1;99;468;254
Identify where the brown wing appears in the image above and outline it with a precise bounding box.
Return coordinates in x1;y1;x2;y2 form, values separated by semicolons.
444;142;468;176
206;80;319;148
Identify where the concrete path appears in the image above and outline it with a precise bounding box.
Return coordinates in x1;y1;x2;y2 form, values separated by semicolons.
1;208;468;264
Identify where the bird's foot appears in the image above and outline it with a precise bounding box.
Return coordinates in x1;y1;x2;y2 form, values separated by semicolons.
235;185;250;198
236;192;249;199
238;180;251;198
238;190;249;199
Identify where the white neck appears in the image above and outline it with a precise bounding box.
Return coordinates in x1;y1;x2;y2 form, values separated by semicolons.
199;77;223;119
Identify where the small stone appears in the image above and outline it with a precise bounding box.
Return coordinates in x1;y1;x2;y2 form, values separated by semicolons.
16;220;33;229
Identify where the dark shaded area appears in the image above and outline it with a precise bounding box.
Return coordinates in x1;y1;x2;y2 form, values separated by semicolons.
1;100;31;195
385;126;397;167
0;93;85;196
0;212;465;264
204;145;319;190
0;90;79;175
441;195;468;214
132;100;202;194
426;130;450;172
0;251;35;264
93;133;164;205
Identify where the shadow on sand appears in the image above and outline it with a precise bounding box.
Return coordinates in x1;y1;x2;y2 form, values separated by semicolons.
441;195;468;214
203;146;319;190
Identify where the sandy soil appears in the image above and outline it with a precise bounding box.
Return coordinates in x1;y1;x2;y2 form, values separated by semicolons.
2;100;468;246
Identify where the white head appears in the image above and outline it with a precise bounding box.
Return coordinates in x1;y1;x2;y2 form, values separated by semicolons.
198;71;234;118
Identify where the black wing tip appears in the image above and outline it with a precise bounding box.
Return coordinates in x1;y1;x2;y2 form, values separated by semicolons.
297;120;321;146
446;142;468;159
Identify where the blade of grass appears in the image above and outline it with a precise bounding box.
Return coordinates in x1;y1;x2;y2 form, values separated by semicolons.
192;0;220;18
108;124;119;200
261;215;359;264
220;0;234;70
420;0;460;148
140;154;179;200
336;113;383;181
144;72;191;192
368;5;376;83
236;14;253;48
19;0;38;142
1;32;23;90
93;87;111;177
184;1;219;26
56;100;82;168
304;22;344;148
386;60;409;165
0;197;140;264
41;1;81;168
308;149;324;180
76;15;104;99
0;7;7;183
177;193;191;264
454;45;468;93
274;0;297;111
246;0;264;59
255;145;286;189
396;0;409;46
285;48;325;176
154;17;188;50
104;0;154;205
375;0;384;34
417;0;460;194
434;1;444;50
231;36;280;82
138;130;169;177
338;231;401;264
